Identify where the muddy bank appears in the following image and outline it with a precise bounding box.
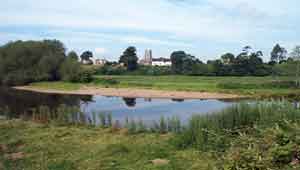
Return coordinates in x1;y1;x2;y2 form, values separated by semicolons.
14;86;243;99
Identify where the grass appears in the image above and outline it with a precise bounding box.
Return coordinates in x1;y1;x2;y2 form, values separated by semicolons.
0;120;215;170
29;82;81;91
27;75;300;98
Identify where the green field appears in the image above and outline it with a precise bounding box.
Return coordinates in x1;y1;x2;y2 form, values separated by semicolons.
0;120;214;170
30;75;300;98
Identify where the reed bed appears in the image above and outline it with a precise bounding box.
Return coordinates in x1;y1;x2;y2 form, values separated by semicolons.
173;100;300;151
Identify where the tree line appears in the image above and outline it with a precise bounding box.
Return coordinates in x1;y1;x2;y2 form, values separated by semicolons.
109;44;300;77
1;40;300;86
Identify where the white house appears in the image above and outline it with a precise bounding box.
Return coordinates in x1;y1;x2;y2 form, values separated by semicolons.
94;59;107;66
152;58;172;66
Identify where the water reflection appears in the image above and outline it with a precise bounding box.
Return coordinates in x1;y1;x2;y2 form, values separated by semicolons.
0;87;92;118
122;98;136;107
172;99;185;102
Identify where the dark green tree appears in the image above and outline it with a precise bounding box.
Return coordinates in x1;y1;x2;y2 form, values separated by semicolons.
80;51;93;64
68;51;79;61
119;46;138;71
0;40;66;85
221;53;235;65
170;51;186;74
271;44;287;63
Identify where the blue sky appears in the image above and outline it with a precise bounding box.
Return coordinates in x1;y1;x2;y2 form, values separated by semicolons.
0;0;299;61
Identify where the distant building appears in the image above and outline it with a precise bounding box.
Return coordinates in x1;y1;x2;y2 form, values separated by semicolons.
82;59;93;65
94;59;107;66
140;49;171;66
140;49;152;65
152;58;171;66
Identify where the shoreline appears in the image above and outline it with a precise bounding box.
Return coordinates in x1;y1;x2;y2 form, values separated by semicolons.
14;86;243;99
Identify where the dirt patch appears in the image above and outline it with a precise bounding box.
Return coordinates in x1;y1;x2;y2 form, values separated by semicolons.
0;162;3;170
0;144;8;152
151;159;170;166
14;86;243;99
4;152;25;160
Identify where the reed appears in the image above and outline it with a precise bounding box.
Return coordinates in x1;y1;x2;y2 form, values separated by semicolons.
173;100;300;151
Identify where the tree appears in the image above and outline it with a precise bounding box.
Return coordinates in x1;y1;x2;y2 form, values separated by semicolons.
271;44;287;63
60;58;81;82
170;51;186;74
0;40;66;85
221;53;235;65
170;51;198;74
68;51;79;61
119;46;138;71
290;46;300;86
233;46;265;76
80;51;93;65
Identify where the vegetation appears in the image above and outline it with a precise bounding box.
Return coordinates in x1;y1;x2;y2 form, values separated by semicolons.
1;101;300;169
80;51;93;65
0;40;94;86
64;75;300;98
119;46;138;71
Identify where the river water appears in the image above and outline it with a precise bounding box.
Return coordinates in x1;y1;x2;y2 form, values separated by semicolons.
0;87;247;124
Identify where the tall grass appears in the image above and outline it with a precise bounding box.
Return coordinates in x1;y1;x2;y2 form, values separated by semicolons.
173;100;300;151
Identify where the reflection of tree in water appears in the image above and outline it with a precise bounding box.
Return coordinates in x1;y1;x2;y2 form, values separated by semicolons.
0;87;92;118
122;98;136;107
171;99;185;102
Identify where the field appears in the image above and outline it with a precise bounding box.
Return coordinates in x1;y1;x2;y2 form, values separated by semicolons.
29;75;300;98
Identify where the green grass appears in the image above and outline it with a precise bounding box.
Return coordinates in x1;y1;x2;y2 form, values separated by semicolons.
0;120;215;170
27;75;300;98
93;75;300;97
29;82;81;91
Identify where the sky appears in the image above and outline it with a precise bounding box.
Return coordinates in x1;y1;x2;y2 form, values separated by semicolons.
0;0;299;62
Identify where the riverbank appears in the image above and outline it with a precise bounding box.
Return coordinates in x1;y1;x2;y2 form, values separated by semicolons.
14;86;242;99
14;75;300;99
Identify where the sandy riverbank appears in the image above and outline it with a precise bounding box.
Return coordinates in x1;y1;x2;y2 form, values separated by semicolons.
14;86;243;99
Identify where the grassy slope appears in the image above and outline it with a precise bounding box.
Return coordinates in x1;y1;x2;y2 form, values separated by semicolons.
0;120;214;170
30;76;300;98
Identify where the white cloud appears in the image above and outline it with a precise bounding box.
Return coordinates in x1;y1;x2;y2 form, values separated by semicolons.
95;47;106;54
0;0;299;60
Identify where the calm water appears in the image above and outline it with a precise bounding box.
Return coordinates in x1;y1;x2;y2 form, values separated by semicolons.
0;87;245;124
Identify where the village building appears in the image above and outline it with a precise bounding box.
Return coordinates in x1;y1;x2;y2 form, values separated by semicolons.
140;49;171;66
152;58;172;66
94;58;107;66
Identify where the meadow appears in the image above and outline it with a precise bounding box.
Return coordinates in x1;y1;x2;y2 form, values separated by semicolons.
29;75;300;98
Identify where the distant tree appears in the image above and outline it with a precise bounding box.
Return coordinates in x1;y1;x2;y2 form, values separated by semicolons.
221;53;235;65
170;51;198;74
68;51;79;61
271;44;287;63
80;51;93;65
170;51;186;74
233;47;265;76
119;46;138;71
242;46;252;55
290;46;300;86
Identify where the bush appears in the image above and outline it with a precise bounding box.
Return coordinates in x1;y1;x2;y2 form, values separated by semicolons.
0;40;65;86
